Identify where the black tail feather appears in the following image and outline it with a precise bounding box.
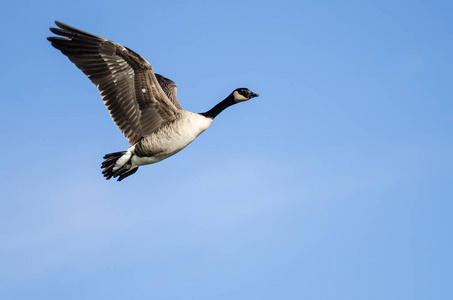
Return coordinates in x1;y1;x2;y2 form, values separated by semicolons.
103;151;126;159
101;151;139;181
118;167;139;181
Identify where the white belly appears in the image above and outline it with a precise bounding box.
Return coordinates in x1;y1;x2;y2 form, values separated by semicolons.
131;111;212;167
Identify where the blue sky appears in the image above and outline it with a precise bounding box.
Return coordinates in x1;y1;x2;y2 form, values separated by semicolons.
1;0;452;299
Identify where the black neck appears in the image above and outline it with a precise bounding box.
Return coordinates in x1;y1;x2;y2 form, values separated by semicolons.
200;94;236;119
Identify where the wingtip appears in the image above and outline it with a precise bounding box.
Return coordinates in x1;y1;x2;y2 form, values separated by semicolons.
48;21;105;41
54;20;65;28
48;21;63;38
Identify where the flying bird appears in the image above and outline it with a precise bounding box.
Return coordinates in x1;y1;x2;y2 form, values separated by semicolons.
47;21;259;181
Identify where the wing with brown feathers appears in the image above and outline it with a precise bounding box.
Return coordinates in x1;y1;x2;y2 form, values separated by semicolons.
47;21;181;145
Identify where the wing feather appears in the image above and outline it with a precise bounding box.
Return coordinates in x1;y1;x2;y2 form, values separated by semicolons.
155;74;182;109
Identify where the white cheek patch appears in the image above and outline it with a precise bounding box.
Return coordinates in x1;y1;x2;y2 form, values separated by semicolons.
233;91;249;102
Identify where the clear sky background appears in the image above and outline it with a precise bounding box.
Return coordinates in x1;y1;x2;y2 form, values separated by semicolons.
1;0;452;299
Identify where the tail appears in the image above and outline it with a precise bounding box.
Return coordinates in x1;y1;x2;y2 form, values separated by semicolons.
101;151;139;181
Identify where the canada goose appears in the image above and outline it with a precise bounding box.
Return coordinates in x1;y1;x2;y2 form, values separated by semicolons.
47;21;259;181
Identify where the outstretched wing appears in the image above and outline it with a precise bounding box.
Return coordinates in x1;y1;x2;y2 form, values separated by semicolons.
48;21;181;145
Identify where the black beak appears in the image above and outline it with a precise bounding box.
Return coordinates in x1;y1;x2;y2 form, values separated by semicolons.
251;92;259;98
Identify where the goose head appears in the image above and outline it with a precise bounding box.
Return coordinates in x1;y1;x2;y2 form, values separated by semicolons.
232;88;259;103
